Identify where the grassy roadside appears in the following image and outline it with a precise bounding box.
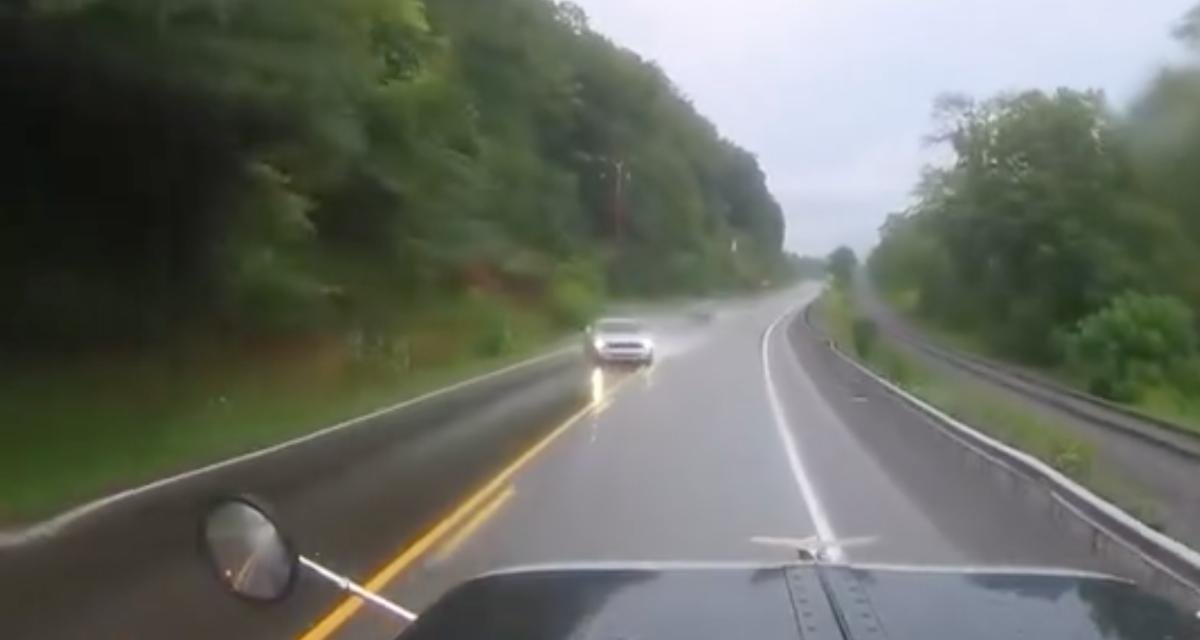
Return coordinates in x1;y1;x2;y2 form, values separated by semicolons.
0;297;575;525
817;288;1162;528
0;288;719;525
879;287;1200;435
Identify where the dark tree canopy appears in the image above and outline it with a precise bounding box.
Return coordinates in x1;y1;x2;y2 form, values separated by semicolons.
0;0;786;349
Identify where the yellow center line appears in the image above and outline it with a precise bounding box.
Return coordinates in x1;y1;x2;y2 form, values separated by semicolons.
296;367;645;640
432;486;516;563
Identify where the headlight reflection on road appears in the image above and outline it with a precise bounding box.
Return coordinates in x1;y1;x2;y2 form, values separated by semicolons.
590;366;606;407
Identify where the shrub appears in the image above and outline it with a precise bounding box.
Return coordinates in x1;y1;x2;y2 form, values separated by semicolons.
464;293;514;358
877;346;915;386
1065;292;1198;401
549;259;604;328
226;249;329;334
1086;374;1139;403
852;317;878;359
1176;359;1200;396
1049;439;1093;478
473;315;513;357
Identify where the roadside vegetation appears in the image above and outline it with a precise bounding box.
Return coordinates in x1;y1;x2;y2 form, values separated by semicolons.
817;282;1160;528
0;0;802;521
0;301;563;521
869;6;1200;432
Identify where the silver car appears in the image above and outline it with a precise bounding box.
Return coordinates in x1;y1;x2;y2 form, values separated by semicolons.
585;318;655;366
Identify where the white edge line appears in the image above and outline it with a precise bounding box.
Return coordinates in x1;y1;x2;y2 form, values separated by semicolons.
825;334;1200;587
762;304;841;561
0;347;576;546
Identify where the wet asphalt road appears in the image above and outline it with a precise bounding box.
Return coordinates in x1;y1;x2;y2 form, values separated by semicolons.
0;347;592;639
1;284;1138;639
323;285;1109;640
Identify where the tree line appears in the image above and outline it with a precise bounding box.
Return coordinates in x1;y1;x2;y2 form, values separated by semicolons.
0;0;786;352
870;6;1200;403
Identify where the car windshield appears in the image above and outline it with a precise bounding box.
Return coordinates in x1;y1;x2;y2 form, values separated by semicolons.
6;0;1200;638
596;320;643;334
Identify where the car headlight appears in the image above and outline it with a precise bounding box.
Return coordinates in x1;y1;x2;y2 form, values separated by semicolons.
592;338;606;351
642;338;655;350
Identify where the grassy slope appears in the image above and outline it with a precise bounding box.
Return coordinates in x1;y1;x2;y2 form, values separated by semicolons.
0;298;567;524
818;288;1161;527
0;287;725;525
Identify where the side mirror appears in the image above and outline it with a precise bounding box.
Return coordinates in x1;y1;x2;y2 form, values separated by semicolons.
200;497;299;602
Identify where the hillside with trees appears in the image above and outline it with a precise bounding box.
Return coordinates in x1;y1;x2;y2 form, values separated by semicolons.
0;0;787;518
1;0;785;352
870;6;1200;416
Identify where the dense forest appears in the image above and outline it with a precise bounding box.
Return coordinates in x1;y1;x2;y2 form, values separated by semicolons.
871;6;1200;407
0;0;786;354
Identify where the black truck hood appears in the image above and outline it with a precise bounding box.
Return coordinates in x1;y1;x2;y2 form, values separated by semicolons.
400;563;1200;640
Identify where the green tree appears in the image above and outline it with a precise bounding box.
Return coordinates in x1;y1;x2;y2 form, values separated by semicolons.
874;87;1200;362
827;246;858;289
863;4;1200;408
1065;293;1198;401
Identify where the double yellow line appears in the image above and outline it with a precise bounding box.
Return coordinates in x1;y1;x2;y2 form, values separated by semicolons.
298;367;645;640
431;486;516;563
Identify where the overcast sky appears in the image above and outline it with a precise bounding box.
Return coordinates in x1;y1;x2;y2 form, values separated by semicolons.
570;0;1196;256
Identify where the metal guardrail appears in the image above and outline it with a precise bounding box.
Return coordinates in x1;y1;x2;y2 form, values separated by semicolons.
801;300;1200;609
854;278;1200;462
935;336;1200;438
884;322;1200;462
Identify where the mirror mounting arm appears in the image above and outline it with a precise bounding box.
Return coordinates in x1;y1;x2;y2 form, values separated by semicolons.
201;496;417;623
299;556;418;621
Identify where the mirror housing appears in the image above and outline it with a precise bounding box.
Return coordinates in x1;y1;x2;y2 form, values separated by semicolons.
199;496;299;603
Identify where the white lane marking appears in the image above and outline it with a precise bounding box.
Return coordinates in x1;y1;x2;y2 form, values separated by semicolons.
761;305;842;561
0;347;576;547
